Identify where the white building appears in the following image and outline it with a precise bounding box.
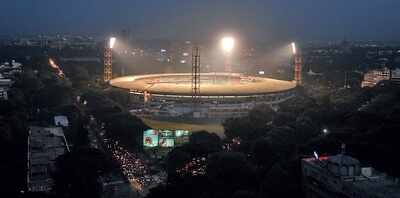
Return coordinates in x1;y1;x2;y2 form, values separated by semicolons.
361;68;390;88
0;75;13;100
27;127;69;193
54;115;69;127
302;152;400;198
0;60;23;76
0;87;8;100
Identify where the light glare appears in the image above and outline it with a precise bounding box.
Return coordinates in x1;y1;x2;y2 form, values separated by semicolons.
109;37;116;49
291;42;297;55
221;37;235;53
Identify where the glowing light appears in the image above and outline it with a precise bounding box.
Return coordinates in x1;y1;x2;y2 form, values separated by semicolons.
221;37;235;53
109;37;116;49
313;151;319;160
322;128;328;134
258;71;265;75
49;58;65;78
49;59;55;67
291;42;297;55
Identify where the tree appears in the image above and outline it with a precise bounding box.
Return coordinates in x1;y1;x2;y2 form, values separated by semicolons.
54;148;113;198
224;105;276;141
260;163;301;198
232;190;257;198
72;66;90;82
206;152;256;197
188;131;222;155
166;146;191;181
103;112;147;151
251;138;276;170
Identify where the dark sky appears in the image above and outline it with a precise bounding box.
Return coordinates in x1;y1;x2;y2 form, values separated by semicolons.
1;0;399;42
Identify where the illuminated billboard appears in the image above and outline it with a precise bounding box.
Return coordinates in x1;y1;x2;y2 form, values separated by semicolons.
159;130;175;148
160;130;174;137
143;129;191;148
175;130;190;145
159;138;174;147
175;130;189;137
143;129;159;148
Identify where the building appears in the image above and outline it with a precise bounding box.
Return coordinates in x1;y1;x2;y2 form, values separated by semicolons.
27;127;70;193
361;68;390;88
301;152;400;198
0;75;13;100
0;60;23;77
0;87;8;100
390;68;400;84
54;115;69;127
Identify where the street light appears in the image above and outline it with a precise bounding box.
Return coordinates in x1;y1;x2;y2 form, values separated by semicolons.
322;128;329;134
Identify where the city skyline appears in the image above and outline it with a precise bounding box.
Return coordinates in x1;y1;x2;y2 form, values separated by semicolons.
1;0;400;42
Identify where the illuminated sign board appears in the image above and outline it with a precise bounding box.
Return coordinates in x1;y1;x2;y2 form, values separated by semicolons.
143;129;159;147
175;130;189;137
143;129;191;148
159;129;175;147
159;138;175;147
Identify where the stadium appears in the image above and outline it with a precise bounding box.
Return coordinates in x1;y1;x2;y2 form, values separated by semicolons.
110;72;297;122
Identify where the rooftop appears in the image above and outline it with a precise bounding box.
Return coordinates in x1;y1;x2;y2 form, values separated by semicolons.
303;154;400;198
27;126;69;192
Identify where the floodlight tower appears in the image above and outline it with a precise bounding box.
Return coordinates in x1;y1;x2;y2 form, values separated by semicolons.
192;46;201;102
221;37;235;73
104;37;116;82
292;42;302;86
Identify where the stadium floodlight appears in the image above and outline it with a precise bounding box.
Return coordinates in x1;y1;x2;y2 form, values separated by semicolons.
291;42;297;55
221;37;235;54
109;37;116;49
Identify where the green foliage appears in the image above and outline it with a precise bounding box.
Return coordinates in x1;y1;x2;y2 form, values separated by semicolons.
207;152;255;190
54;148;113;198
166;131;221;181
103;112;146;151
251;138;276;168
188;131;222;155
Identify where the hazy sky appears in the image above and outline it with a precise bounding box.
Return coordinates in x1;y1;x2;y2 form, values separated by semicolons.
1;0;399;42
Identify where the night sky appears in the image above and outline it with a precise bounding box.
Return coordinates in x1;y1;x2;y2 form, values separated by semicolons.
1;0;400;42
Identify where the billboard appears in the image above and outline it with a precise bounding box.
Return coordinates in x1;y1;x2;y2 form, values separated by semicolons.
143;129;159;148
159;138;175;147
159;130;175;147
143;129;191;148
175;130;189;137
175;130;190;145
